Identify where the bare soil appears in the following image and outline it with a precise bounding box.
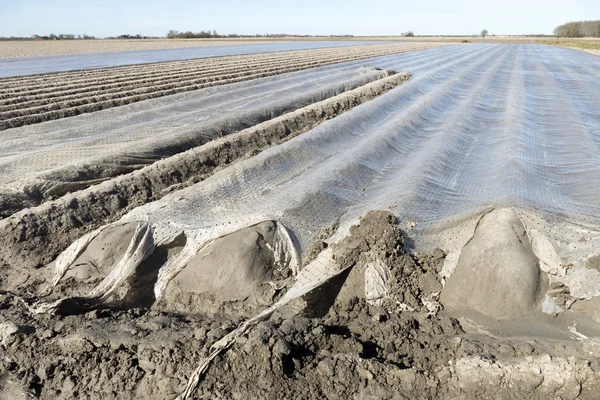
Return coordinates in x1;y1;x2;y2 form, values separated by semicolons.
1;211;599;399
0;39;292;59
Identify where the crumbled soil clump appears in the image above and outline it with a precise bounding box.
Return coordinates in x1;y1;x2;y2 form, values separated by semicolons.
3;290;598;400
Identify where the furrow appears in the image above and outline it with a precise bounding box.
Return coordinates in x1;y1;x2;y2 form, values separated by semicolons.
0;45;445;130
0;72;410;269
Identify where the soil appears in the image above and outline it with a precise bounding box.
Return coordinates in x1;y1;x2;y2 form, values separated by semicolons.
2;211;599;399
441;208;545;319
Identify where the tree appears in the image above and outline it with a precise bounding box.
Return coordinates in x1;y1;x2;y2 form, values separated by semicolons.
481;29;488;38
554;20;600;38
404;31;415;37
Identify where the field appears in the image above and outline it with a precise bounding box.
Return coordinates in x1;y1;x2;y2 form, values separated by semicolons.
537;38;600;55
0;35;575;59
1;42;600;399
0;38;327;58
0;43;442;129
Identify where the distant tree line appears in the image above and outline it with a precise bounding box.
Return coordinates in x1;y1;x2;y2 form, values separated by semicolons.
1;30;356;41
554;20;600;38
167;30;220;38
106;34;161;39
166;30;354;39
0;33;97;41
0;33;164;41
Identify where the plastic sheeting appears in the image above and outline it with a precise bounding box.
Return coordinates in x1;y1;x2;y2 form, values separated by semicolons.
0;41;387;78
38;43;600;397
48;43;600;286
0;65;390;196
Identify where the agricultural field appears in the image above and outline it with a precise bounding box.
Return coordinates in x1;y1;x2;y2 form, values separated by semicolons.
0;35;563;59
0;36;536;59
0;38;361;58
537;38;600;55
1;41;600;400
0;43;442;129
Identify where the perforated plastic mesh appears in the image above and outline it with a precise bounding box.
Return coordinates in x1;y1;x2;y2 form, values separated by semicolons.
0;64;390;194
0;41;390;77
51;44;600;299
28;43;599;398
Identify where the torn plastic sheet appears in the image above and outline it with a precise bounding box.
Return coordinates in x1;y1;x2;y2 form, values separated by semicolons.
36;218;301;313
364;257;390;306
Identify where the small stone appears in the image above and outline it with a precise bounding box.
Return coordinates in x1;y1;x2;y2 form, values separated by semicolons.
123;323;139;336
356;365;374;380
85;310;101;319
57;334;94;354
61;376;76;393
311;326;325;337
272;339;292;358
138;359;157;372
318;350;331;359
0;321;19;345
194;327;208;340
37;366;48;380
317;359;335;377
394;369;417;391
207;327;227;340
385;342;396;354
419;272;442;294
432;248;446;260
515;342;535;355
39;329;55;340
279;319;295;336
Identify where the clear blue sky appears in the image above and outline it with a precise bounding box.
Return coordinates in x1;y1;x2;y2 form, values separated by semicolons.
1;0;598;37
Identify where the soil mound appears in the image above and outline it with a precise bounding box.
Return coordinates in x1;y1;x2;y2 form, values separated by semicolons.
158;220;293;318
441;208;544;319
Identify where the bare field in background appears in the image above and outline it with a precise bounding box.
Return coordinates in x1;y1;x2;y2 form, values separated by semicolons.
4;35;597;58
0;38;310;58
537;38;600;55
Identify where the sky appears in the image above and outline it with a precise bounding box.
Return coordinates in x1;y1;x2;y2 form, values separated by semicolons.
1;0;599;38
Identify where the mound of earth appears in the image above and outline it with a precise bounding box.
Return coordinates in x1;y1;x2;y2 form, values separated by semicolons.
440;208;545;319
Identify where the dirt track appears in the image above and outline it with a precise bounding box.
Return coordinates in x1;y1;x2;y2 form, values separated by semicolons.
0;43;445;130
